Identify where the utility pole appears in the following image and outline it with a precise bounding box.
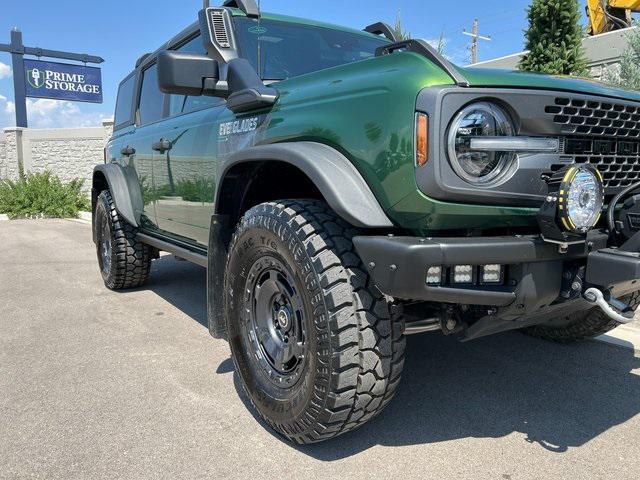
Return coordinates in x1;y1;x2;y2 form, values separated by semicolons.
463;19;492;64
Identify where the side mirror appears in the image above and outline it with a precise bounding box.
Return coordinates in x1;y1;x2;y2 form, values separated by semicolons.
157;51;224;97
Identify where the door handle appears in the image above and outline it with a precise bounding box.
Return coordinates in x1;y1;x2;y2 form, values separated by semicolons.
152;138;172;153
121;146;136;156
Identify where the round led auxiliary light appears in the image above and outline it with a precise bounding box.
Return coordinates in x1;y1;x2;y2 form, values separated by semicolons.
554;165;605;234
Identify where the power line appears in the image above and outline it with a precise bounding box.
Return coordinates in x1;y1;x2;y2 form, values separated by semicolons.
438;11;524;41
463;19;492;64
443;7;526;36
489;25;527;37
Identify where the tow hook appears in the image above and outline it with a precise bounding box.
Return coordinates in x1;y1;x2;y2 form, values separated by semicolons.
583;288;636;324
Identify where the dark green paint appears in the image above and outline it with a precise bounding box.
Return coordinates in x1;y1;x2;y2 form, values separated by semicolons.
228;51;546;233
391;190;539;235
461;66;640;103
226;52;453;214
108;10;640;239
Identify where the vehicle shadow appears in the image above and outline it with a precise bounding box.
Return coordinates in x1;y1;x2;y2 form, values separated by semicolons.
231;332;640;460
141;255;208;328
142;257;640;459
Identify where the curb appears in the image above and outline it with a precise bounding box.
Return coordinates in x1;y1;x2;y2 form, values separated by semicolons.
595;323;640;352
65;212;91;225
0;213;91;222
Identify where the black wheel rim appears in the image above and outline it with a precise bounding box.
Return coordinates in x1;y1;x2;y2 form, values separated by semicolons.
244;256;307;387
99;216;111;275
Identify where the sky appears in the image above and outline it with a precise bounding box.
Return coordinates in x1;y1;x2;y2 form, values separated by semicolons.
0;0;581;129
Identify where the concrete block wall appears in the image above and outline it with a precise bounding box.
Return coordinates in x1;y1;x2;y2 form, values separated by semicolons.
26;127;107;189
0;120;114;191
150;156;216;187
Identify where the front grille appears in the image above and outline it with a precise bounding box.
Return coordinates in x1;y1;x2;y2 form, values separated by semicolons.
546;97;640;138
546;96;640;192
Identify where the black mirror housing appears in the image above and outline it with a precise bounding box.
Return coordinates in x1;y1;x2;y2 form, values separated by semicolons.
157;51;220;97
156;6;278;113
226;58;279;113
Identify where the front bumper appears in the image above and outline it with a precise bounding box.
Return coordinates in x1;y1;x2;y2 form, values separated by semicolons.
353;230;640;339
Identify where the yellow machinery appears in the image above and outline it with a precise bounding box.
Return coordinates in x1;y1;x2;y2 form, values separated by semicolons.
587;0;640;35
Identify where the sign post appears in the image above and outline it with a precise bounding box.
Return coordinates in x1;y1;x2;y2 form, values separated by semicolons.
0;28;104;128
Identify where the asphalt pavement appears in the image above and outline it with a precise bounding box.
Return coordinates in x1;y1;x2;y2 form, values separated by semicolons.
1;219;640;480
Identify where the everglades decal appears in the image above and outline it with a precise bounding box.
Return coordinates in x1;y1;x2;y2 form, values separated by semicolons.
218;115;270;155
218;117;259;137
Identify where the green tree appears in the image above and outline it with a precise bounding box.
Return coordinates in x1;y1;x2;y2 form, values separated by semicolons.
519;0;588;76
602;24;640;90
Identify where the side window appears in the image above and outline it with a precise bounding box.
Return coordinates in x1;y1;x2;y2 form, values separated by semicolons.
167;35;220;117
138;64;164;125
114;74;136;128
183;95;221;113
168;94;186;117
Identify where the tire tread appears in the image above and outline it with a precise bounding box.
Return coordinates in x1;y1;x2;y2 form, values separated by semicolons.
96;190;151;290
225;199;405;444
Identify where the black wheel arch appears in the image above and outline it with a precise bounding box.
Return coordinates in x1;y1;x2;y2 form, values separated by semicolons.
208;142;395;340
215;142;394;230
91;164;143;243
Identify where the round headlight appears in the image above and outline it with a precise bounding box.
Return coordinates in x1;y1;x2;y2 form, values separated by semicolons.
558;166;605;233
447;102;517;185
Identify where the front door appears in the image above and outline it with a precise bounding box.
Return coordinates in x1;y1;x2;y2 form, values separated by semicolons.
151;101;224;248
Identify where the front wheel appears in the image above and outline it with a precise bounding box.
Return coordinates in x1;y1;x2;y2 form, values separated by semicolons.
224;200;405;444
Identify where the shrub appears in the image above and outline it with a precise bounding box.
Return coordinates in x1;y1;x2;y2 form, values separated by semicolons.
0;171;90;219
175;177;215;203
140;175;215;205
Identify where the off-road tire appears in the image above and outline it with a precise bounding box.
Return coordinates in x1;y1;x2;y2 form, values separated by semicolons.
94;190;151;290
224;200;405;444
524;290;640;343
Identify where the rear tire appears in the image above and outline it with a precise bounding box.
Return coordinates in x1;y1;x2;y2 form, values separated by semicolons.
524;291;640;343
94;190;151;290
224;200;405;444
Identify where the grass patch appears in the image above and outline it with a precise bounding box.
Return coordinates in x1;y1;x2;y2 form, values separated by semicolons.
0;171;90;219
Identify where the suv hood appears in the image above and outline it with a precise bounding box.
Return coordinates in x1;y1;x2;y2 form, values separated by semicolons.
459;66;640;103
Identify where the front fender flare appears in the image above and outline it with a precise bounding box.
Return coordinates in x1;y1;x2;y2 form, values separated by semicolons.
218;142;394;228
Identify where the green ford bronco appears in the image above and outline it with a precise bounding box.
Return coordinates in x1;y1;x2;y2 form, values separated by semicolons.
93;0;640;443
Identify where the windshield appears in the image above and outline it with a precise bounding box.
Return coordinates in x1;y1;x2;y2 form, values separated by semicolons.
233;17;390;81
